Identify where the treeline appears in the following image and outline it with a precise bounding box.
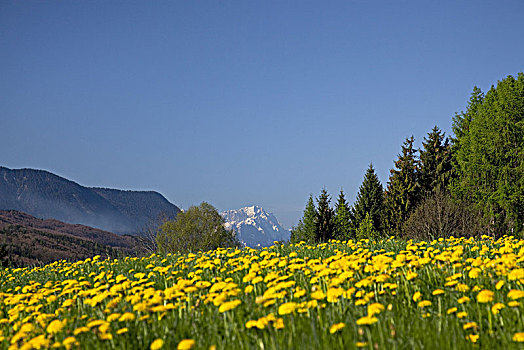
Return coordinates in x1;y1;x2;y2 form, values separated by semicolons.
292;73;523;242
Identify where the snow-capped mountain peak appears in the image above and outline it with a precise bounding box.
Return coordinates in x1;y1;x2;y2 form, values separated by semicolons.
221;206;290;247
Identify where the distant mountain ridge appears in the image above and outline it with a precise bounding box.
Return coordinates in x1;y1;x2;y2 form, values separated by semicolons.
221;206;290;247
0;166;180;234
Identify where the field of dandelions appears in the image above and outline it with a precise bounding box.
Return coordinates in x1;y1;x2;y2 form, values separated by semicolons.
1;236;523;349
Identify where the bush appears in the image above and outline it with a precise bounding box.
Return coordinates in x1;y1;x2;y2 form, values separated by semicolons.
402;191;485;240
155;202;240;254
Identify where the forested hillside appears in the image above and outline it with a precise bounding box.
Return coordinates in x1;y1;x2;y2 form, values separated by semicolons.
0;210;145;267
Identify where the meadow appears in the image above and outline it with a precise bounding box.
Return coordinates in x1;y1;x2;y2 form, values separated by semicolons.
1;236;523;349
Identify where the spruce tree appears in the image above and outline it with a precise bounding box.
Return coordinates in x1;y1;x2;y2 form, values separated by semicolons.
356;212;376;240
384;136;421;234
419;126;453;194
333;189;353;240
315;188;334;242
452;73;524;235
352;163;385;236
290;195;317;243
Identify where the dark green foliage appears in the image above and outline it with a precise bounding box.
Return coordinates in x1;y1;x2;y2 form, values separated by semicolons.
451;73;524;236
384;137;421;234
451;86;484;151
419;126;453;195
352;164;385;236
291;195;317;243
333;189;353;240
156;202;240;254
315;188;334;242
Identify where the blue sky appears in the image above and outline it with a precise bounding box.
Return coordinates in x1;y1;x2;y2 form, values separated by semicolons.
1;1;523;228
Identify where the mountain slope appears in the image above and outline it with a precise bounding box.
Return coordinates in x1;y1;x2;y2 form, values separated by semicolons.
90;187;180;233
0;166;180;234
0;210;144;266
221;206;290;247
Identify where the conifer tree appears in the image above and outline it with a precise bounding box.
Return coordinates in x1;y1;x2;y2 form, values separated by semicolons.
419;126;453;194
352;164;385;235
384;137;421;234
451;73;524;235
333;189;353;240
315;188;334;242
356;212;377;240
290;195;317;243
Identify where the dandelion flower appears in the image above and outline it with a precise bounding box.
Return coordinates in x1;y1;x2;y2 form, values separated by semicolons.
278;302;297;315
513;333;524;342
466;334;479;343
177;339;194;350
491;303;505;314
367;303;385;316
150;339;164;350
356;315;378;326
463;322;478;330
219;299;241;313
329;322;345;334
46;319;65;334
417;300;432;308
507;290;524;300
476;290;494;303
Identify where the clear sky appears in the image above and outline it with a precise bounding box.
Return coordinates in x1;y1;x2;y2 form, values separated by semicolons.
1;1;523;228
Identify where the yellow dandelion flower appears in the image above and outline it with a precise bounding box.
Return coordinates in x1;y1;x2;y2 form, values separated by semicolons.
177;339;195;350
245;320;258;329
477;290;494;303
311;290;326;300
447;307;457;314
356;315;378;325
457;312;467;319
507;290;524;300
219;299;241;313
99;332;113;340
118;312;136;322
491;303;505;314
62;337;77;347
46;319;65;334
508;301;521;307
278;302;297;315
458;296;470;304
432;289;445;296
468;268;481;278
329;322;345;334
107;313;121;322
356;342;368;347
274;318;284;329
367;303;385;316
463;322;478;330
73;327;89;335
406;271;418;280
116;328;129;335
150;339;164;350
495;280;505;290
417;300;432;308
513;333;524;342
413;291;422;302
466;334;479;343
